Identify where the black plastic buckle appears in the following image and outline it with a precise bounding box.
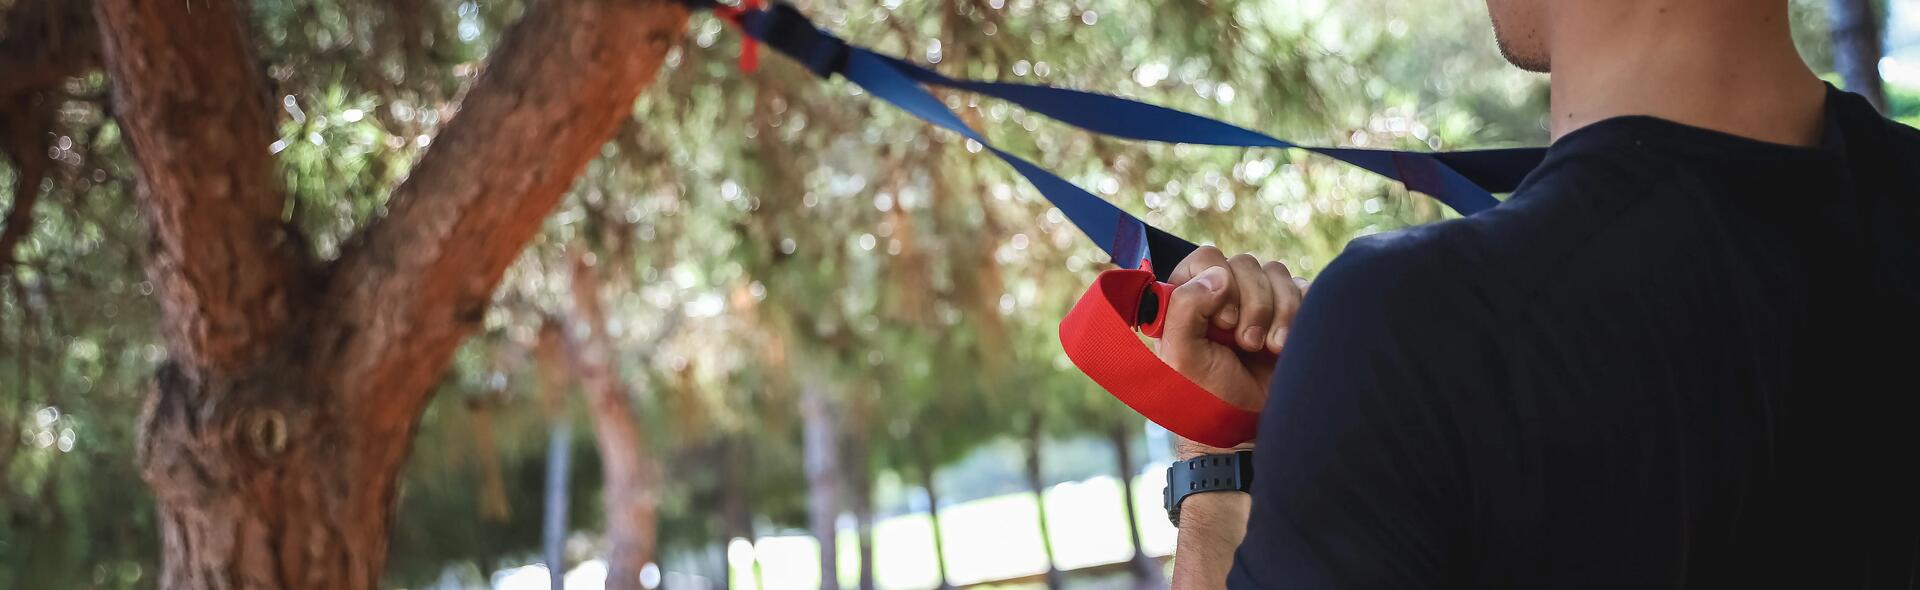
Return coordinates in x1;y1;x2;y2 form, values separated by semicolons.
752;3;850;77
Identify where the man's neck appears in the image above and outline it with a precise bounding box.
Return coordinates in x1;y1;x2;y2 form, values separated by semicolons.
1546;0;1828;145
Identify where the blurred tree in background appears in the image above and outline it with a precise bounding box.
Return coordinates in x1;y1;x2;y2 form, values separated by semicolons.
0;0;1895;588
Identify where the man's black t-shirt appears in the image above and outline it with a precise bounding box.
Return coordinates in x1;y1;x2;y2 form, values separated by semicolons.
1229;86;1920;588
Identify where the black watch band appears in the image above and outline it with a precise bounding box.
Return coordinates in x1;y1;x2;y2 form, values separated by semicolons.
1163;450;1254;526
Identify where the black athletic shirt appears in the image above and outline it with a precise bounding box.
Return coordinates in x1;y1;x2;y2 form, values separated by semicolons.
1228;86;1920;588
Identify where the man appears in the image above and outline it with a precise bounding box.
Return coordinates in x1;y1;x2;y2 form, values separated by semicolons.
1155;0;1920;587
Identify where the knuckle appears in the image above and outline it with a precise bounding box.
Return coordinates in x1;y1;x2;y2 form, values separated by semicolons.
1276;299;1300;321
1241;308;1271;329
1229;253;1259;265
1277;287;1302;307
1245;296;1272;312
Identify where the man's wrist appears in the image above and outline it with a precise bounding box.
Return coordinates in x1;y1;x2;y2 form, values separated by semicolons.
1176;491;1252;538
1171;482;1252;590
1176;439;1254;460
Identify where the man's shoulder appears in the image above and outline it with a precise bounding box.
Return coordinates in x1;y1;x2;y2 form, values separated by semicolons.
1304;218;1516;333
1839;96;1920;191
1311;155;1681;329
1316;190;1609;307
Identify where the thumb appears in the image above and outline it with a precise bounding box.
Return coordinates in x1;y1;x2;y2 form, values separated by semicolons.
1164;265;1234;344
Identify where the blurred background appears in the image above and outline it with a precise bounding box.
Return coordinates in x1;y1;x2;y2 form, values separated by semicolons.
1;0;1914;588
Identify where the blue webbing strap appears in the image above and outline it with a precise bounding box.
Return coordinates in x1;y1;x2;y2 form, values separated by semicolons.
735;3;1545;278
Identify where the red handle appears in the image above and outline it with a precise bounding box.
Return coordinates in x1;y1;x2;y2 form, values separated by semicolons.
1059;269;1266;448
1136;280;1279;365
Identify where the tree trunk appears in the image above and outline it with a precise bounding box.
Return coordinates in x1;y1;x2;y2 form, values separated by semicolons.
137;363;397;589
1024;414;1063;590
543;421;574;588
93;0;687;586
106;0;339;574
720;439;755;590
799;379;842;590
469;400;513;522
536;324;575;589
915;445;953;590
568;256;661;590
1828;0;1888;112
848;427;877;590
1111;425;1163;588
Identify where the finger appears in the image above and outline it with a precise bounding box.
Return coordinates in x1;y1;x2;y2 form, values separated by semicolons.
1168;245;1229;286
1226;254;1273;351
1263;261;1301;354
1168;246;1238;327
1164;265;1234;346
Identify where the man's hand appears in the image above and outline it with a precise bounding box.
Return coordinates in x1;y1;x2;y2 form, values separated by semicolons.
1156;246;1305;427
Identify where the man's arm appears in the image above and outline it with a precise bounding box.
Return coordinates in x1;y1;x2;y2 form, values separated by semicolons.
1171;441;1256;589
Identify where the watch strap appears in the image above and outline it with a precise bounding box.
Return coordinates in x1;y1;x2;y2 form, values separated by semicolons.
1163;449;1254;526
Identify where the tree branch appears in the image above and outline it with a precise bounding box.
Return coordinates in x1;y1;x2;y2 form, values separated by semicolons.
321;0;688;430
0;100;48;270
0;0;100;100
0;0;101;271
95;0;314;380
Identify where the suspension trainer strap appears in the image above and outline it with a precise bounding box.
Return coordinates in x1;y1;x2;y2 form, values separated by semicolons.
717;3;1543;447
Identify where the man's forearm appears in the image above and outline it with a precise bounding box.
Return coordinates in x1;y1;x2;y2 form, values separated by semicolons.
1172;490;1252;589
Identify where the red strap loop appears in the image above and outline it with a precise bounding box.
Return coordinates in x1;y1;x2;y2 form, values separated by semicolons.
1060;269;1260;448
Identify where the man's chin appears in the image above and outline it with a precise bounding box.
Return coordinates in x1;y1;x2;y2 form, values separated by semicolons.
1496;37;1551;73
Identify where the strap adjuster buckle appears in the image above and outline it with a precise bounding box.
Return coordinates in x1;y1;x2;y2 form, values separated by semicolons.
745;3;850;77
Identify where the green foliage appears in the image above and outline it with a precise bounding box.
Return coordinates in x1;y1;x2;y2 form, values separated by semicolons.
1889;85;1920;126
0;80;159;589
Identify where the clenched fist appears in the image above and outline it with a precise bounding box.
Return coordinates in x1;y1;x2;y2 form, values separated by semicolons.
1154;246;1306;454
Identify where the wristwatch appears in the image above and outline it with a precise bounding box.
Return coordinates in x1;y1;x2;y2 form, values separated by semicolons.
1163;450;1254;526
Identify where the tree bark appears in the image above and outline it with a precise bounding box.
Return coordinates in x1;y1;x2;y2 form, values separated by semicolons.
914;444;953;590
97;0;315;379
799;377;843;590
1111;425;1162;588
136;362;388;590
92;0;688;586
1025;414;1064;590
568;254;662;590
1828;0;1888;112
